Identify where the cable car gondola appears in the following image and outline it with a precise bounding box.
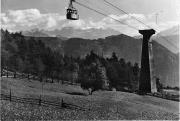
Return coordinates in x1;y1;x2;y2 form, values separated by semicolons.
66;0;79;20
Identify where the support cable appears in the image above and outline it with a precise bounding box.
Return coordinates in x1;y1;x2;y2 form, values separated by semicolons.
103;0;179;49
74;1;139;30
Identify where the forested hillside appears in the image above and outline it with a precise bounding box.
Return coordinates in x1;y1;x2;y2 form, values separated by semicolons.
1;29;179;88
1;30;140;92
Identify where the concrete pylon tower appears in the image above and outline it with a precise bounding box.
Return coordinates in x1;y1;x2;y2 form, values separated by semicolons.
139;29;156;93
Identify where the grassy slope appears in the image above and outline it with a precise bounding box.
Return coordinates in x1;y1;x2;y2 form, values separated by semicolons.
0;77;179;120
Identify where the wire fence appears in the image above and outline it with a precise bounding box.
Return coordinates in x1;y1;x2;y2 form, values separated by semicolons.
1;69;179;105
1;68;80;86
146;92;179;102
1;68;88;110
0;92;88;111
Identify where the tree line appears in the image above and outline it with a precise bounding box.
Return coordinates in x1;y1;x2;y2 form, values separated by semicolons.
1;29;140;94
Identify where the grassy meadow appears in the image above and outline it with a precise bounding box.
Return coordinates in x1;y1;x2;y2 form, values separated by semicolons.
0;77;179;120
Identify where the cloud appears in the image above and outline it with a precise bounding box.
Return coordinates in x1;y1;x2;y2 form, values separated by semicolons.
8;9;41;23
1;9;179;36
1;9;66;31
175;0;180;20
62;19;86;29
46;16;57;28
97;14;179;36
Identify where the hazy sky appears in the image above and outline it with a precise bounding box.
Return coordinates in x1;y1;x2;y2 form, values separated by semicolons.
1;0;180;35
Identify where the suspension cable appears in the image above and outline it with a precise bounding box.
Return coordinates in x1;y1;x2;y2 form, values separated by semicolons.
156;33;179;49
74;1;139;31
103;0;153;29
83;0;110;14
103;0;179;49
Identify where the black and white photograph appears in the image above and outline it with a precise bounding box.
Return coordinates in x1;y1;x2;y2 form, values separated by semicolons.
1;0;180;120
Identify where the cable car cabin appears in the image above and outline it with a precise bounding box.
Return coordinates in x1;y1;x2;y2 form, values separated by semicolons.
66;8;79;20
66;0;79;20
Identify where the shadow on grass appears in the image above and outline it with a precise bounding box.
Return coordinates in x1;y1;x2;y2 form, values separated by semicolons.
62;102;88;111
66;92;87;96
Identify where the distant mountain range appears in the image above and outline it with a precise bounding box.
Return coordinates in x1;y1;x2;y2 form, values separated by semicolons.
21;26;179;87
22;28;50;37
29;33;179;87
22;27;121;40
134;26;179;54
22;26;179;54
153;26;179;54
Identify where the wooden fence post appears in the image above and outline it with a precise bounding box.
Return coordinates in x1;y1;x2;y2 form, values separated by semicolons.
39;95;41;106
61;99;64;107
6;71;8;78
51;77;54;83
1;69;3;77
14;72;16;78
10;89;11;101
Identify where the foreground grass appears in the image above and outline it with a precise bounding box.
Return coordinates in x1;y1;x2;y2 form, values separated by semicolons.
1;77;179;120
1;94;179;120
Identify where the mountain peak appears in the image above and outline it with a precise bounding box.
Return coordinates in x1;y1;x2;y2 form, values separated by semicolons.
22;27;121;40
22;29;49;37
57;27;121;40
158;25;179;36
154;25;179;53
